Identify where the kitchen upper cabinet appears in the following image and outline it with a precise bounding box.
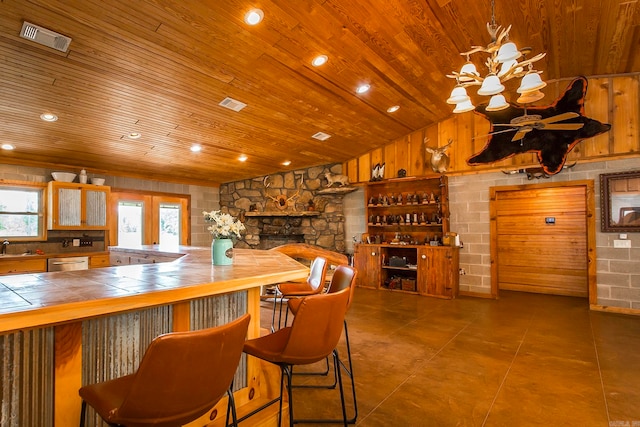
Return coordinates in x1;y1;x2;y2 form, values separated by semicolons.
47;182;110;230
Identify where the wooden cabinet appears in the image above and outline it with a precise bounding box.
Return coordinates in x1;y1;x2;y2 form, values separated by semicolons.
355;243;459;299
353;244;380;289
89;254;111;269
0;258;47;275
47;182;110;230
364;176;449;245
417;246;459;299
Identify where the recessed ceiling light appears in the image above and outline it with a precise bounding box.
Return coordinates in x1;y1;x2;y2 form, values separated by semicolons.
238;154;248;162
1;144;15;150
356;84;371;94
282;160;291;166
40;113;58;122
387;105;400;113
244;9;264;25
128;132;142;139
312;55;328;67
190;144;202;153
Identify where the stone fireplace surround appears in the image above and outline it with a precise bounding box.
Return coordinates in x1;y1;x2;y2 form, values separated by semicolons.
218;164;349;253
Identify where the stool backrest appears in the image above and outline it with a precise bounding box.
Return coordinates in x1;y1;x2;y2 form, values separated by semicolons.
327;265;358;310
307;257;328;290
281;288;350;365
115;314;250;425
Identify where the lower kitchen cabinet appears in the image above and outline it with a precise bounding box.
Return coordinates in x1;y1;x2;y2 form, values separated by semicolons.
89;254;111;268
0;258;47;275
354;243;459;299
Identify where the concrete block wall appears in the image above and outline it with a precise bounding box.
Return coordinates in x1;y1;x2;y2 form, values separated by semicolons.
344;187;366;255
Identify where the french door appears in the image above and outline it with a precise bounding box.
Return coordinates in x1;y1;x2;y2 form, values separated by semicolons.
109;191;190;247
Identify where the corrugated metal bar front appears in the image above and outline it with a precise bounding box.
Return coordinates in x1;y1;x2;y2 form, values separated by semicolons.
191;291;248;391
81;305;172;427
0;328;54;427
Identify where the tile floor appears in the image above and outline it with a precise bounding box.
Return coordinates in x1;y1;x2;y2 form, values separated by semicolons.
260;288;640;427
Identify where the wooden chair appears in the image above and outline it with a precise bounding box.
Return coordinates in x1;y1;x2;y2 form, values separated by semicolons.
79;314;250;427
240;288;352;426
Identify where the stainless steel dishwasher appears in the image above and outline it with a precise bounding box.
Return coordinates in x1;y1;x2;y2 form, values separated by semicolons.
47;256;89;272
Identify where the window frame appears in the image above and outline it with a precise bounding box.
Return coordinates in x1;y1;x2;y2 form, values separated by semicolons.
0;180;47;241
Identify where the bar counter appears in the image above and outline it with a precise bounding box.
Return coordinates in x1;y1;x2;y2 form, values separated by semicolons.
0;246;308;426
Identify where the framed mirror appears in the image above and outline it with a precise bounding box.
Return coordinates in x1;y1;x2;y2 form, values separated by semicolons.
600;170;640;232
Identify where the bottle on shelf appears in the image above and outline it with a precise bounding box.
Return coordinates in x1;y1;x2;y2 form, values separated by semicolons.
79;169;87;184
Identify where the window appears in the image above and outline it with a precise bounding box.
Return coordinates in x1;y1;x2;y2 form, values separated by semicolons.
0;183;46;240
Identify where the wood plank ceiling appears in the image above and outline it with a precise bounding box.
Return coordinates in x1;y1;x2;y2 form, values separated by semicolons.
0;0;638;186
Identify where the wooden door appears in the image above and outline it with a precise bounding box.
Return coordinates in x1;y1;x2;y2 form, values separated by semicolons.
417;247;459;299
354;244;380;289
490;181;595;298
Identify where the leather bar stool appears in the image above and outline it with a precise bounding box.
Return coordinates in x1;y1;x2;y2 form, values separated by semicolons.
79;314;250;427
287;265;358;424
240;288;351;427
272;256;328;330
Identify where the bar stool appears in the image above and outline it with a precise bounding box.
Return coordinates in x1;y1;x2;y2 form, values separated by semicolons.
287;265;358;424
241;288;351;427
79;314;250;427
271;256;328;330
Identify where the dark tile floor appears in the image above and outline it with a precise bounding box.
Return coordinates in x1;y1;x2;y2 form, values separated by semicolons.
260;288;640;427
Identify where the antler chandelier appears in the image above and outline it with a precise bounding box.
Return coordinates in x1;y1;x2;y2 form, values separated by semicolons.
446;0;547;113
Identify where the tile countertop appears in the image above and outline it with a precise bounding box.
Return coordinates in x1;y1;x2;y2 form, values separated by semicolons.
0;246;308;334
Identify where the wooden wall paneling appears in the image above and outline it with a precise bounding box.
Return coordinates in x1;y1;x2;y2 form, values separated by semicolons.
345;159;358;184
580;77;612;158
384;142;397;179
612;76;639;153
358;152;371;183
394;136;410;177
408;129;426;177
454;113;474;173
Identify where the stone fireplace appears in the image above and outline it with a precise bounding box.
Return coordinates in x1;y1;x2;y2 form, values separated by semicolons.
218;164;352;253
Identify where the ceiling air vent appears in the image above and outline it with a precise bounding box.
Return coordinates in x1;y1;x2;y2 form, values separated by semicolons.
311;132;331;141
218;97;247;112
20;21;72;53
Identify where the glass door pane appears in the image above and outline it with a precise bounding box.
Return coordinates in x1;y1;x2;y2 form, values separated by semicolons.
118;201;143;247
158;203;180;247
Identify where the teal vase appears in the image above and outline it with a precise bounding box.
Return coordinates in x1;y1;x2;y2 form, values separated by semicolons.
212;238;234;265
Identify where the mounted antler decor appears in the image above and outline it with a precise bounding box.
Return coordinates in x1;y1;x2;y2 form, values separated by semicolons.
263;174;305;211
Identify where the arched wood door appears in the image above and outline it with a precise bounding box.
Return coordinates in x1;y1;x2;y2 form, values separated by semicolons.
490;181;596;300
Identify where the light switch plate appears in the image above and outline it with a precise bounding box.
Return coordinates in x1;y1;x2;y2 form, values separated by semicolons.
613;239;631;248
72;238;80;247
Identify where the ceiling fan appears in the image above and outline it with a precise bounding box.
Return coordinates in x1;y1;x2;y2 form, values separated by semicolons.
491;112;585;142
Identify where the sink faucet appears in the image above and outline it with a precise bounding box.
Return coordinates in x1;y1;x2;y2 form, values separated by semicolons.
2;240;8;255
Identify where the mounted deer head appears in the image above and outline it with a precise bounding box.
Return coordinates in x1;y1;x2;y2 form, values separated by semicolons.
425;138;453;173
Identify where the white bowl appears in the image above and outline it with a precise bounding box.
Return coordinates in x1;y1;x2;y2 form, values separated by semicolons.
51;172;77;182
91;178;105;186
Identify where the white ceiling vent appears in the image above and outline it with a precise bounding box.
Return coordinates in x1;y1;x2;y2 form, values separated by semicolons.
20;21;72;52
218;97;247;112
311;132;331;141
